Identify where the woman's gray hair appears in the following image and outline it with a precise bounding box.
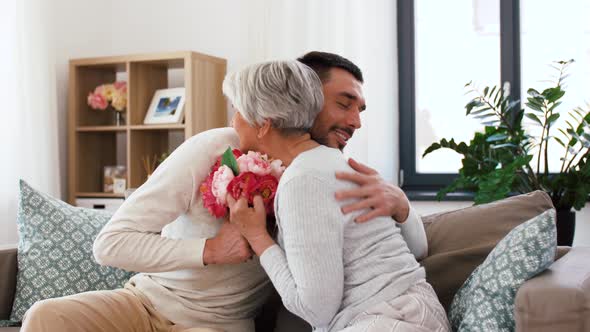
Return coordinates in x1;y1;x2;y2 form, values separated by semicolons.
222;60;324;133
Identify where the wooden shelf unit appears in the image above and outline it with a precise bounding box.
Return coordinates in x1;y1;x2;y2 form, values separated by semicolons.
68;51;227;205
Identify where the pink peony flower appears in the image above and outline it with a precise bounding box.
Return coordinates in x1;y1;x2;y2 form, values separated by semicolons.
87;92;108;110
237;151;272;176
269;159;285;179
211;165;235;205
200;172;227;218
200;147;283;219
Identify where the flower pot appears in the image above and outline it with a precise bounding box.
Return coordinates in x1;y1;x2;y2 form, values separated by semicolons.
556;209;575;246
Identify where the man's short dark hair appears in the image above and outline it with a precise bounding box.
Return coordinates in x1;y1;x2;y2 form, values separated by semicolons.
297;51;363;84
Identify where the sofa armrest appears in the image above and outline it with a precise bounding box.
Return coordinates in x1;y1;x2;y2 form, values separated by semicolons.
0;247;17;320
515;246;590;332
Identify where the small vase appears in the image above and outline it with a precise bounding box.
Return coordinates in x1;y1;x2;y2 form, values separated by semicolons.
115;111;125;126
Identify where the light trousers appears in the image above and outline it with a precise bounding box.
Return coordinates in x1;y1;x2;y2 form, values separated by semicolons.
341;280;451;332
21;282;227;332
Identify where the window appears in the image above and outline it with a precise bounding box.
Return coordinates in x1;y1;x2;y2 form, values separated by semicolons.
399;0;590;198
520;0;590;172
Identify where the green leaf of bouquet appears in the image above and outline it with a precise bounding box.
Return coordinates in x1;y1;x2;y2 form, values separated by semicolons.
221;146;240;175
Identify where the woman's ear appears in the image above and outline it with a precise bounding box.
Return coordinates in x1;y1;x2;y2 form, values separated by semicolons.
257;119;272;139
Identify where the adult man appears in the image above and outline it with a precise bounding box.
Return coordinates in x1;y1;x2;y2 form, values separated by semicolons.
299;52;418;228
21;52;422;332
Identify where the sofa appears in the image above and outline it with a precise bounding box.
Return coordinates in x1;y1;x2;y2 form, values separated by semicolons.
1;191;589;331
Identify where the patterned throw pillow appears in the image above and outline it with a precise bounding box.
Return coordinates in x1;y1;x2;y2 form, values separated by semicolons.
5;180;133;322
448;208;557;332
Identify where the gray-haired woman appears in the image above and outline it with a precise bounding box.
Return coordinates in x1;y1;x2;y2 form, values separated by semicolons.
224;60;450;332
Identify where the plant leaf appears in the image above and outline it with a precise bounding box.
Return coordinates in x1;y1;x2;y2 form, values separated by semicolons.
482;120;500;126
547;113;560;127
525;113;543;126
486;133;508;142
548;101;562;113
554;137;566;147
474;113;496;120
542;87;566;103
527;88;541;97
470;106;493;115
505;100;521;116
526;99;544;112
491;143;518;149
490;86;498;98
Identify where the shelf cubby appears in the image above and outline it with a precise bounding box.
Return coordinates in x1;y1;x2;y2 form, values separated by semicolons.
75;131;127;194
68;51;227;205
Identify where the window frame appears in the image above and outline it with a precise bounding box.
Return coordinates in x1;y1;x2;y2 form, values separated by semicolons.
398;0;521;200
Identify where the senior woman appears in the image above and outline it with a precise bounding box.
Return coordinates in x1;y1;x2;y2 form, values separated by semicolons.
223;60;450;332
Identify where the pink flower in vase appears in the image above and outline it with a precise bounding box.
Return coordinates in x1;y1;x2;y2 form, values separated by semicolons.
114;81;127;94
111;92;127;111
101;84;116;101
93;85;105;96
87;92;108;110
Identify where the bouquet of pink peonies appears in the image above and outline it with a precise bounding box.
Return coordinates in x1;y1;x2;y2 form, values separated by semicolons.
200;147;285;218
87;81;127;112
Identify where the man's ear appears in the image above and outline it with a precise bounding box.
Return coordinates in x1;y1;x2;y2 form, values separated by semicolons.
257;119;272;139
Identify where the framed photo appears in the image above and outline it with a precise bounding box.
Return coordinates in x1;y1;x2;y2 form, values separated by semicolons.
143;88;186;124
103;165;127;194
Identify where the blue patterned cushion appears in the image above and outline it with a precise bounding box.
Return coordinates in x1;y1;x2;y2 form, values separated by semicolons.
449;209;557;331
4;180;133;322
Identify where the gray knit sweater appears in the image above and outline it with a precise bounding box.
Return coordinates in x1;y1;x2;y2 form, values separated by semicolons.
259;145;426;332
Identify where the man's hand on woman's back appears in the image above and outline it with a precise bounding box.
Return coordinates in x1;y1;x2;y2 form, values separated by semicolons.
335;158;410;223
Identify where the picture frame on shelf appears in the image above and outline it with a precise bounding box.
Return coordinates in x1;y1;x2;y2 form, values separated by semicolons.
143;87;186;124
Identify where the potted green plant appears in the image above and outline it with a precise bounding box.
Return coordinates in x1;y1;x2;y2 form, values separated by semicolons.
423;60;590;245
